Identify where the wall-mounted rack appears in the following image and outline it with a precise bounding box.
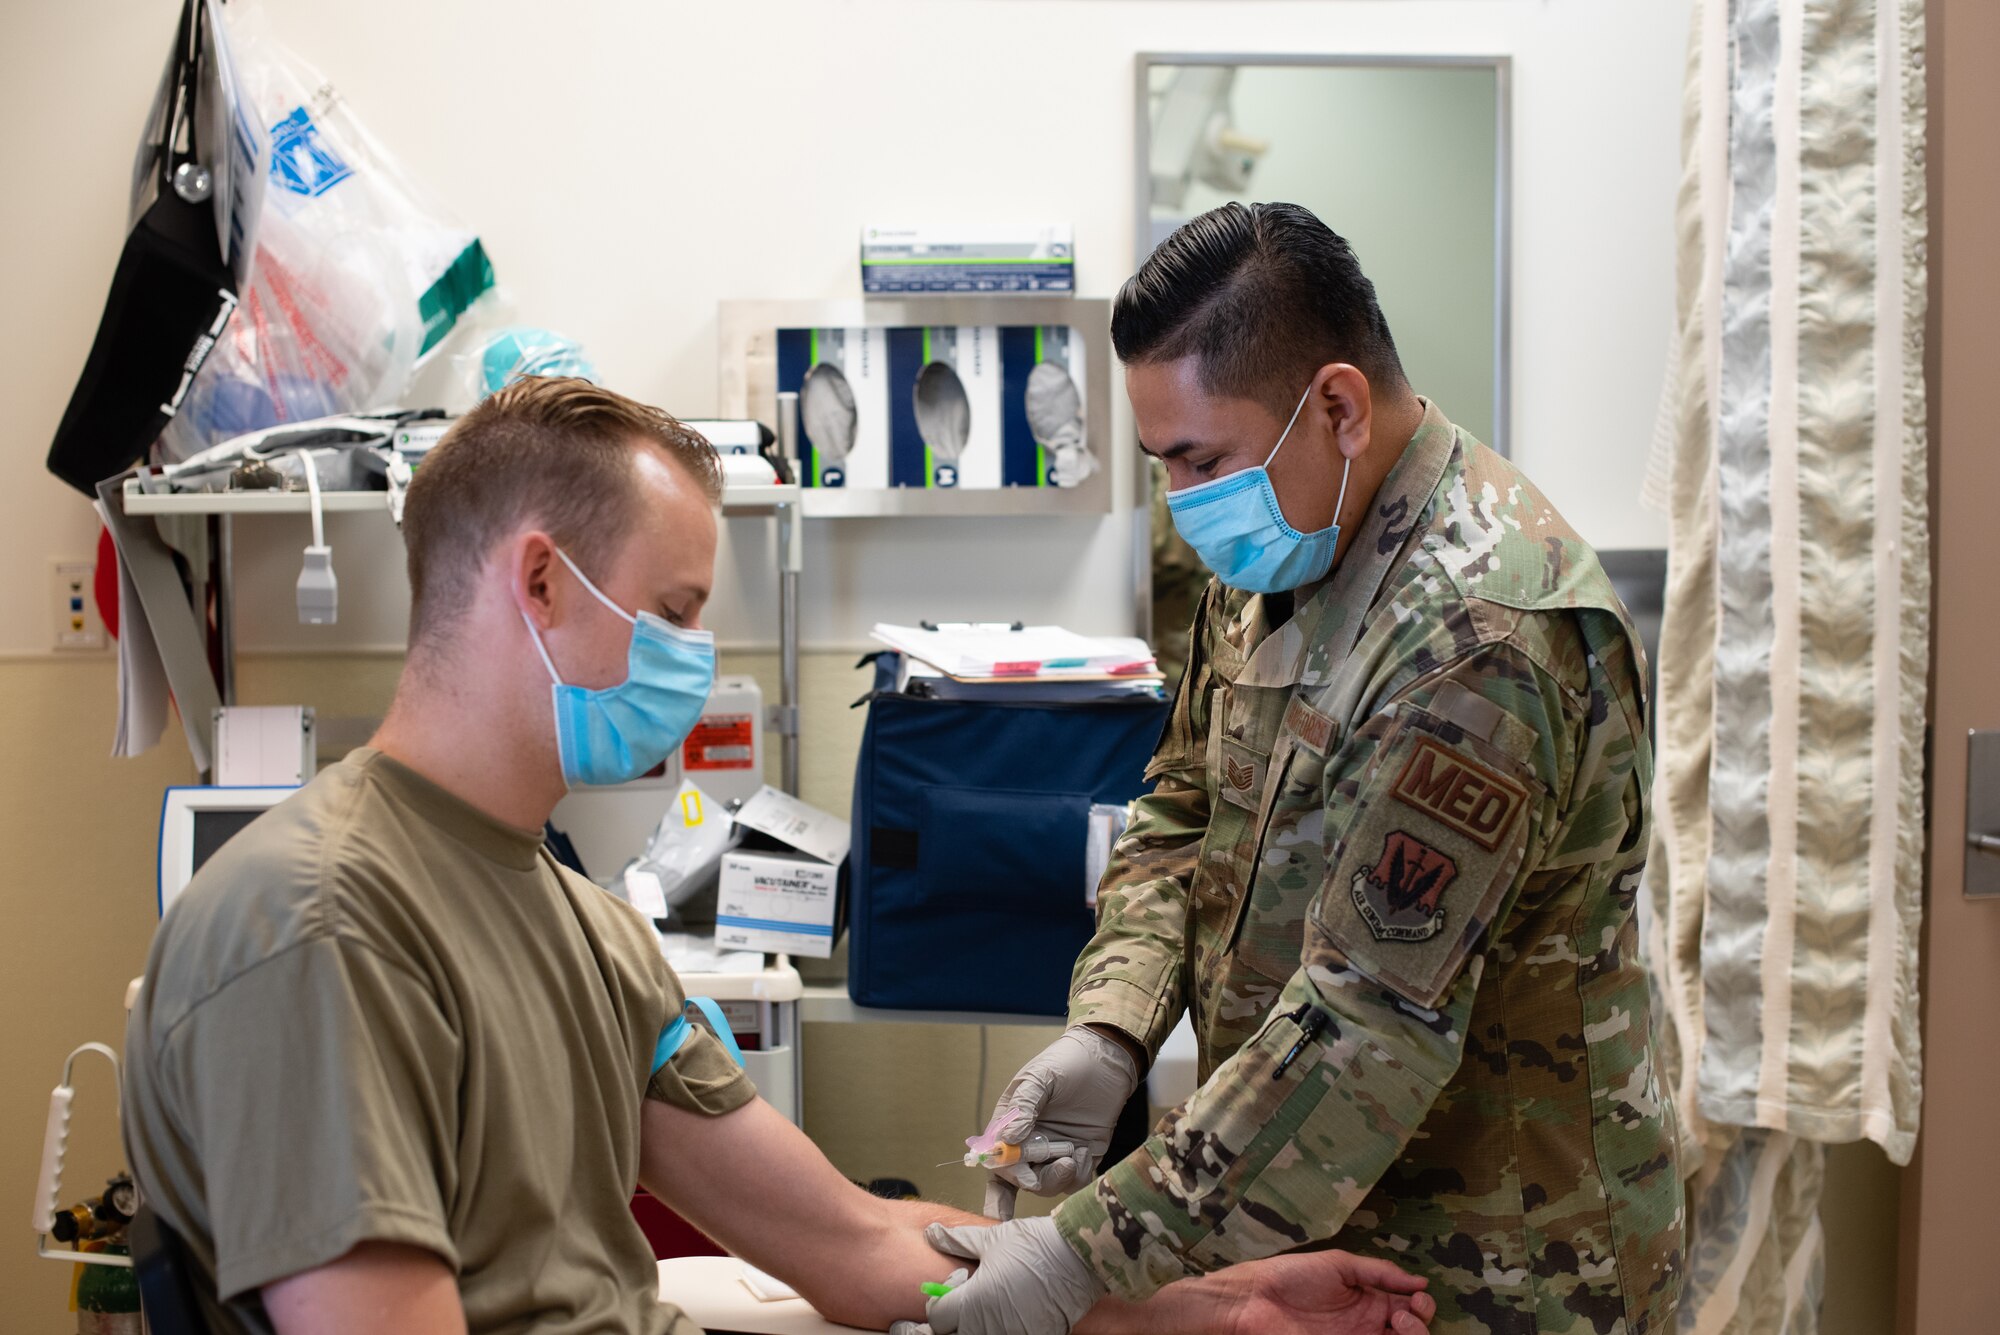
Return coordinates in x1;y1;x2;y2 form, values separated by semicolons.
107;475;806;795
719;297;1117;518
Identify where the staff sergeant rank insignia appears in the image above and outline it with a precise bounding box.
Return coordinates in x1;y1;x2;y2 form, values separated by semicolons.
1391;735;1527;850
1353;831;1457;942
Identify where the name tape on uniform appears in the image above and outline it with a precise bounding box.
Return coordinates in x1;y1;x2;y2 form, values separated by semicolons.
1283;697;1337;755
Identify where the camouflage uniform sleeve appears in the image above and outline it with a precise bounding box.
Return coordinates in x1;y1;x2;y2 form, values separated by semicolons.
1065;586;1218;1060
1054;641;1582;1299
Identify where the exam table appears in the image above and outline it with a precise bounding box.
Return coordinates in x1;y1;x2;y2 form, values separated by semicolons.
658;1255;862;1335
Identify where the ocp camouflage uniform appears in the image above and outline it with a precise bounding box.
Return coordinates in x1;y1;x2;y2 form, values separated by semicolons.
1055;403;1684;1334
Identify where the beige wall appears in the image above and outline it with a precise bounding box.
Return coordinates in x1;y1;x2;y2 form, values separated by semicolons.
0;652;401;1324
0;0;1702;663
1;657;195;1326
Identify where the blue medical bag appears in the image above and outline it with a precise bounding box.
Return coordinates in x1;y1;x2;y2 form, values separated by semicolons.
846;655;1169;1014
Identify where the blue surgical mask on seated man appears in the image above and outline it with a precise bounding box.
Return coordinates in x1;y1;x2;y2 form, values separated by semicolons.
1164;382;1353;594
522;547;716;789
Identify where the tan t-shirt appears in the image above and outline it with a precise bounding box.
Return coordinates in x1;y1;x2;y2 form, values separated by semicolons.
122;748;755;1334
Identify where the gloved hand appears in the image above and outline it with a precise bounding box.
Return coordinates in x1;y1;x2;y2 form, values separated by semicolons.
907;1217;1105;1335
985;1025;1138;1205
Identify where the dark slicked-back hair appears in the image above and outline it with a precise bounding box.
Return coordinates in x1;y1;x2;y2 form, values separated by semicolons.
1111;202;1404;415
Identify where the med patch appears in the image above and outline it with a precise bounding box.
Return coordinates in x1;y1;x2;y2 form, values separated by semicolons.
1315;708;1544;1007
1391;736;1528;851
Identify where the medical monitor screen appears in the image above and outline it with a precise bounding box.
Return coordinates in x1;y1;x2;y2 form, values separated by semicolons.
191;808;263;877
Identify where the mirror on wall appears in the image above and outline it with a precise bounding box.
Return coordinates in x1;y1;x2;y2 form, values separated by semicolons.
1139;54;1510;447
1137;54;1511;669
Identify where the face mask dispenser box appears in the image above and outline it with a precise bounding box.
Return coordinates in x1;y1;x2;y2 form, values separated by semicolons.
860;224;1075;295
716;787;849;959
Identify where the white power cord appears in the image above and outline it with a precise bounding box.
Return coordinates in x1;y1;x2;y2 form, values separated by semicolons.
303;448;325;548
297;450;337;624
33;1042;133;1268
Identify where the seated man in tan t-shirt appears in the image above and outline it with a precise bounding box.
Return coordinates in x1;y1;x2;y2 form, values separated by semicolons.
122;377;1438;1335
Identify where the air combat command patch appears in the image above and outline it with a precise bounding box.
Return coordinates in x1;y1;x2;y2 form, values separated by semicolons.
1352;830;1457;942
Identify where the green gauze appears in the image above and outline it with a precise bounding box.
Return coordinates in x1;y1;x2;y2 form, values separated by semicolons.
920;1282;955;1298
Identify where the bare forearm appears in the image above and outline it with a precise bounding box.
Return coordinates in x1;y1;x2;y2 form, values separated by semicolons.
744;1193;985;1328
639;1097;975;1330
1077;1280;1230;1335
879;1195;992;1231
1084;1248;1437;1335
829;1197;997;1326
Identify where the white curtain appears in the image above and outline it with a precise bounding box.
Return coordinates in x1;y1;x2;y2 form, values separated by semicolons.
1645;0;1928;1330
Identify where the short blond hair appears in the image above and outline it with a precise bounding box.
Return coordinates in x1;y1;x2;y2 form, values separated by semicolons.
401;376;722;642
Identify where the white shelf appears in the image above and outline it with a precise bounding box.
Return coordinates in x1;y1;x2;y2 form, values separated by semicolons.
122;477;801;516
122;482;383;515
798;485;1107;519
718;482;804;512
797;982;1065;1028
673;959;805;1004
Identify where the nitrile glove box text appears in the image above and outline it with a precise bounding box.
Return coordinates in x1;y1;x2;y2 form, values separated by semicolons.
861;223;1074;295
717;852;840;958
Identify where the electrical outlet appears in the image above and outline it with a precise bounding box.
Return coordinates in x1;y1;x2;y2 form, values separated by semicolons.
51;559;106;652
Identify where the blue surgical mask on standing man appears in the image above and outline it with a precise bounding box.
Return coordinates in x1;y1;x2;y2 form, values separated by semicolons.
1164;382;1352;594
521;548;715;788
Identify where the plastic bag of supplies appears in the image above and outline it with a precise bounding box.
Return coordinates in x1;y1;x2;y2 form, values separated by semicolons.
617;781;742;924
157;3;494;462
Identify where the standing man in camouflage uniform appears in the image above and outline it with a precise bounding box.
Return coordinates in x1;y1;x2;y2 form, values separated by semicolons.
911;203;1683;1335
